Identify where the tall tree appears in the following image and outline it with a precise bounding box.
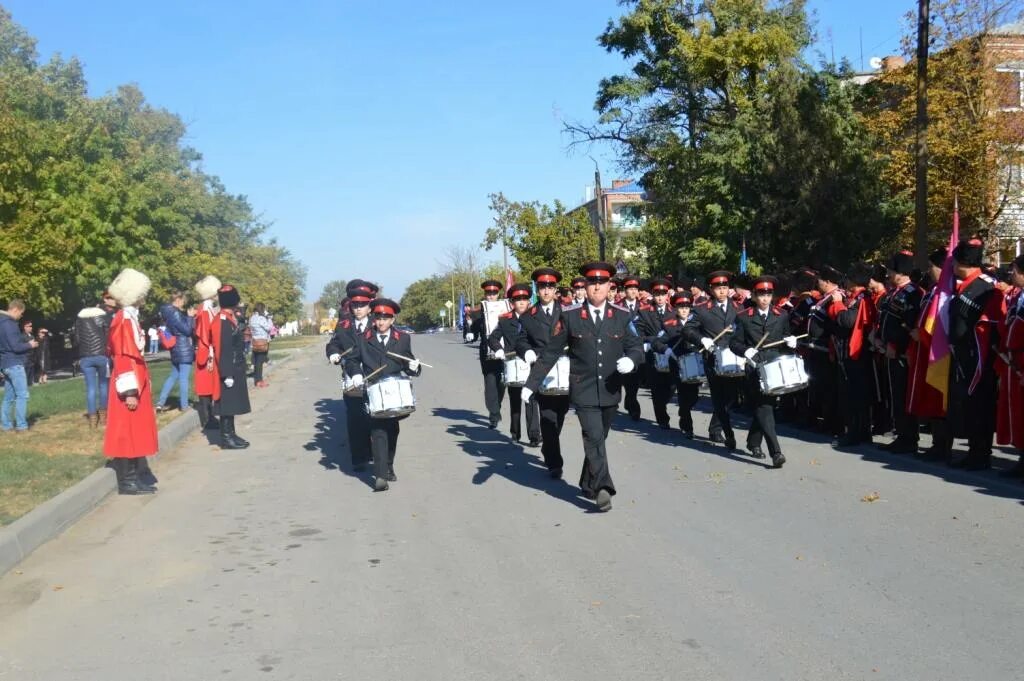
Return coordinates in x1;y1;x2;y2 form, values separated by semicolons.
318;279;349;311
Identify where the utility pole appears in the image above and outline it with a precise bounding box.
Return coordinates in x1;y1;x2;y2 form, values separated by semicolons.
914;0;930;265
593;161;606;260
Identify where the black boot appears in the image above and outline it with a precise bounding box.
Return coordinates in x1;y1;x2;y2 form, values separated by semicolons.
219;416;248;450
200;396;220;430
228;417;250;447
136;457;158;489
115;458;155;495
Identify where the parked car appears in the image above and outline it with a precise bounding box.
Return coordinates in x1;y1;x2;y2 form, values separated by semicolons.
395;325;416;334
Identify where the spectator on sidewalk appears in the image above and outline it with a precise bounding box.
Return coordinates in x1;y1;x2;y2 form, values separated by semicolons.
34;327;51;383
103;268;159;495
155;291;196;413
147;326;159;354
74;298;112;428
20;319;36;385
248;302;272;388
1;300;38;432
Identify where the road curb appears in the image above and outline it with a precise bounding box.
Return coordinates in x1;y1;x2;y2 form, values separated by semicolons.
0;344;308;577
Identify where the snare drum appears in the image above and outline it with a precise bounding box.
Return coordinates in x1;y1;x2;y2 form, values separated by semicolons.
365;376;416;418
713;347;746;377
677;353;706;384
539;356;570;396
341;372;365;397
503;357;530;387
653;351;671;373
758;355;809;396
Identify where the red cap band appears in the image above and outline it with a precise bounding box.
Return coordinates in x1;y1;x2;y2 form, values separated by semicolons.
483;285;500;292
624;279;640;287
536;274;557;284
585;269;612;278
710;276;729;286
754;284;774;293
652;285;669;293
349;295;371;303
372;304;396;315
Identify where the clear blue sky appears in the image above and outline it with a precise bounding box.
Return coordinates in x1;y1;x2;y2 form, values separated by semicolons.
6;0;911;302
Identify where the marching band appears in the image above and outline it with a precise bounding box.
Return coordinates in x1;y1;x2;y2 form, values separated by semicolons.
327;242;1024;510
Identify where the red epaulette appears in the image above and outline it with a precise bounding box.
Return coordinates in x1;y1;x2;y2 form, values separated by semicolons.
530;307;538;316
744;307;756;317
393;330;402;339
640;302;654;311
772;305;783;315
664;318;679;327
697;300;713;310
499;311;514;319
340;319;351;329
364;329;373;339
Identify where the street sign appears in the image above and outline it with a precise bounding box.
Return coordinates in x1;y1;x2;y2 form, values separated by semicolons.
445;300;453;309
615;259;627;275
439;309;447;318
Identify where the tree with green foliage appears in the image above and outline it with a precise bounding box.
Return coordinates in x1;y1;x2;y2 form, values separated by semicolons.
569;0;899;274
481;193;600;277
317;280;349;311
398;275;450;331
0;8;305;323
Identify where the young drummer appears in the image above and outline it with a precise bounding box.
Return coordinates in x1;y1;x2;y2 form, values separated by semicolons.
653;292;701;438
488;283;541;446
639;278;675;429
346;298;421;492
729;276;799;468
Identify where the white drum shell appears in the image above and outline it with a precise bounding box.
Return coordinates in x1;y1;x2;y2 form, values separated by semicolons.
714;347;745;377
366;376;416;418
503;358;530;387
677;353;706;384
758;355;809;396
539;356;570;396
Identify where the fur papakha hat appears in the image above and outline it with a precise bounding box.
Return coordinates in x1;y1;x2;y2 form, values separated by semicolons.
108;268;151;307
194;275;222;301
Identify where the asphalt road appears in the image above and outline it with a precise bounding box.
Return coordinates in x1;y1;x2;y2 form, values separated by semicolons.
1;334;1021;681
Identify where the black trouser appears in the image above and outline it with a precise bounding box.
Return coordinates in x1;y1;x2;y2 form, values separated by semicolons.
949;360;996;458
480;359;505;424
343;393;371;466
576;404;617;497
707;373;739;439
507;387;540;442
744;376;781;454
536;394;568;472
842;357;871;441
649;368;675;427
369;417;399;480
674;379;700;433
809;354;841;436
886;356;917;443
622;372;641;419
870;354;892;434
253;350;269;383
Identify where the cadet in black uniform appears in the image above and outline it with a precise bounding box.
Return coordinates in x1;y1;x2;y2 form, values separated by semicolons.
326;279;378;470
488;283;541;446
639;278;675;428
618;275;648;421
947;238;1004;470
729;276;798;468
514;268;568;477
522;262;644;512
469;280;506;428
345;298;422;492
877;252;923;454
687;271;743;449
653;292;701;437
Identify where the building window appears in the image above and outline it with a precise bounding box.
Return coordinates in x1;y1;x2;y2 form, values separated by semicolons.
996;68;1024;110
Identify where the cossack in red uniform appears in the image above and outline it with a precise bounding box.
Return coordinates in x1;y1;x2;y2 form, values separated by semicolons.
103;306;159;459
996;285;1024;449
193;275;222;431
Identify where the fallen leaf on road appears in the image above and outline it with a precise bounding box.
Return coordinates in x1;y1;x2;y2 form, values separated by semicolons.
809;459;821;466
795;555;803;561
52;585;63;591
590;601;602;607
14;570;22;575
861;492;880;503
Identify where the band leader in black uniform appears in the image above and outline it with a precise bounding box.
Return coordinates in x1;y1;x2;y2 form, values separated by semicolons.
469;280;506;428
653;292;701;438
488;283;541;446
618;276;648;421
687;271;742;449
345;298;422;492
639;278;675;429
521;262;644;512
326;279;378;471
729;276;798;468
514;268;568;477
876;252;923;454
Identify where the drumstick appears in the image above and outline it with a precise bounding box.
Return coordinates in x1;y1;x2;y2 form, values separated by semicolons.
761;333;809;349
363;365;389;382
754;332;770;350
710;328;733;343
386;351;434;369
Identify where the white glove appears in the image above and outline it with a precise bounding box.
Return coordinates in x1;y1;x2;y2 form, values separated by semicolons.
616;357;635;374
466;332;475;342
743;348;758;361
520;387;534;403
352;374;364;387
492;348;505;360
329;353;341;364
407;359;420;372
524;349;538;365
784;335;798;349
643;342;651;353
700;337;715;351
223;377;234;388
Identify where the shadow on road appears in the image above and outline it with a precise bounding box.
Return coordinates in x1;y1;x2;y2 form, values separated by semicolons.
432;407;595;512
303;397;374;489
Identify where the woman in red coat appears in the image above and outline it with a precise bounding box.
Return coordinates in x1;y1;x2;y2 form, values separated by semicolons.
193;275;221;431
103;268;160;495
